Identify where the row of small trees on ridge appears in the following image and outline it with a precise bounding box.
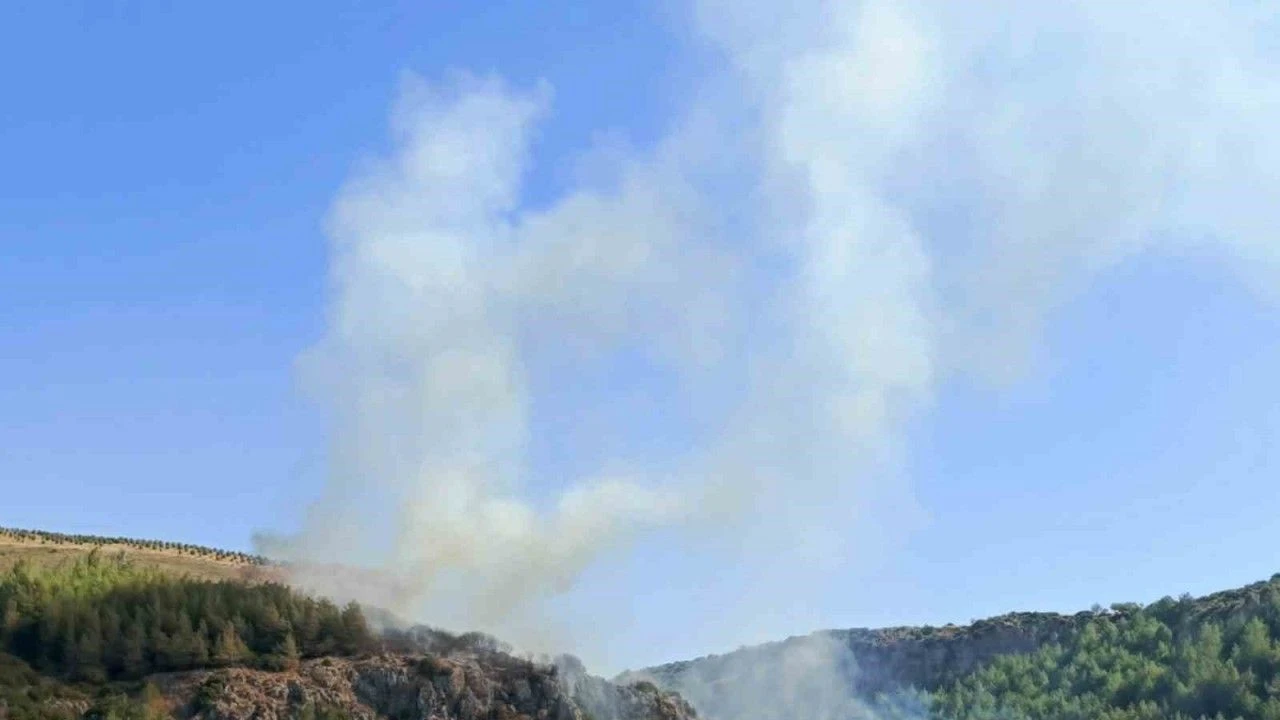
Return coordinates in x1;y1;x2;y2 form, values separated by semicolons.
0;526;269;566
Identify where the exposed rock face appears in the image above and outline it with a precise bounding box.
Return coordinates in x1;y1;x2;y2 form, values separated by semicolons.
825;611;1093;693
556;655;697;720
623;611;1098;718
627;577;1280;720
151;654;694;720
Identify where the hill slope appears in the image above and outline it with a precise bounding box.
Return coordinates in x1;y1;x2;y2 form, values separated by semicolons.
627;573;1280;720
16;526;1280;719
0;528;693;720
0;527;275;583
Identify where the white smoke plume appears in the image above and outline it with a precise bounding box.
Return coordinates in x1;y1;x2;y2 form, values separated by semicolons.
620;631;931;720
266;0;1280;686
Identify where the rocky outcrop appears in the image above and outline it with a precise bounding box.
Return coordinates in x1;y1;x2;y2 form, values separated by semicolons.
556;655;697;720
149;653;694;720
629;576;1280;711
622;610;1100;718
825;611;1094;693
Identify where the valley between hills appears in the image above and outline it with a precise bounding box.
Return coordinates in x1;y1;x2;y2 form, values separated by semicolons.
4;527;1280;720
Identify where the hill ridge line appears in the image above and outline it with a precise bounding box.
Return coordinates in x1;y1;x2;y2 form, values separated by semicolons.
0;525;269;566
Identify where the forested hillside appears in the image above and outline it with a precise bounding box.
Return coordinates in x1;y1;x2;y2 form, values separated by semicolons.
0;531;693;720
0;551;374;718
638;573;1280;720
932;576;1280;719
8;526;1280;720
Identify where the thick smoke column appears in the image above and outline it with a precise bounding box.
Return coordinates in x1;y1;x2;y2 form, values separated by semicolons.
280;77;699;644
269;0;1280;678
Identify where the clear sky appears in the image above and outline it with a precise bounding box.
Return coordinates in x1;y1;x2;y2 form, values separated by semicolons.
3;1;1280;673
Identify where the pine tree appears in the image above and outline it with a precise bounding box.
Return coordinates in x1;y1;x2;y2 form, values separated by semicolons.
0;596;19;645
211;621;250;667
272;631;300;672
73;613;106;682
192;619;211;667
296;603;321;649
120;619;147;678
1232;617;1278;680
57;611;81;678
151;619;178;671
339;602;371;655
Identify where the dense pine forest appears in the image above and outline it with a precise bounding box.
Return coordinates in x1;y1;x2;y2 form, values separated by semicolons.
0;551;372;681
930;576;1280;720
0;551;373;719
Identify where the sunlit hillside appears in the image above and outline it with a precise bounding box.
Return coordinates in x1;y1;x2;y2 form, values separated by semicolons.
0;527;278;584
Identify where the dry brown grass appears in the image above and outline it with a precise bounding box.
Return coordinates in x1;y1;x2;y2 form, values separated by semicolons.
0;528;282;583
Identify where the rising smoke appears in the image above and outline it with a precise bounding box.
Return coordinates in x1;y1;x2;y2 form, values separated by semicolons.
264;0;1280;689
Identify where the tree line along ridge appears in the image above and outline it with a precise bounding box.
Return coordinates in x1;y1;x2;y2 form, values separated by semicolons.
0;527;269;567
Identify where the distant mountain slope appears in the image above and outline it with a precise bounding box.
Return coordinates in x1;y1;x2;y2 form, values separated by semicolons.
627;573;1280;720
0;526;277;584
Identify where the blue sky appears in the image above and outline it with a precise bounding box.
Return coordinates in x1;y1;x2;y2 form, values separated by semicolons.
4;0;1280;672
2;0;683;544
